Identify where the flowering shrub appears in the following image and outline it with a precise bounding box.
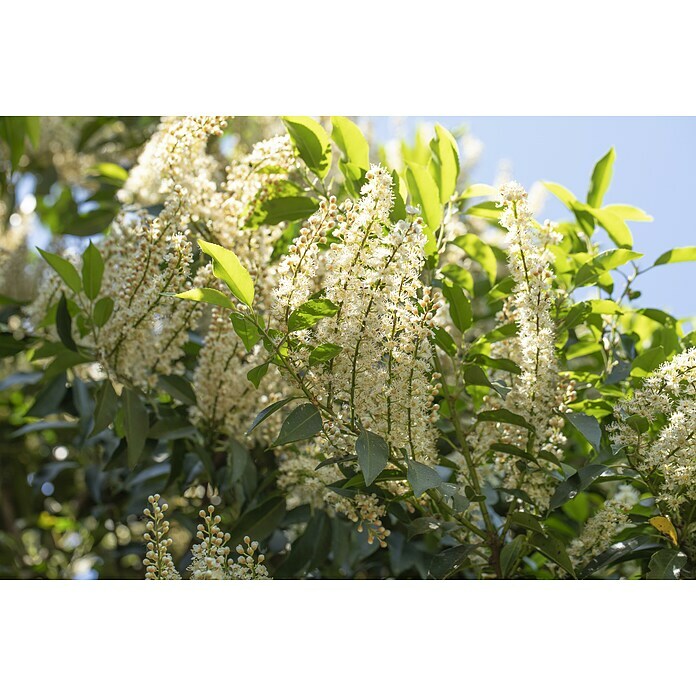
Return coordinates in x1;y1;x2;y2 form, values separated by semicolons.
2;115;695;579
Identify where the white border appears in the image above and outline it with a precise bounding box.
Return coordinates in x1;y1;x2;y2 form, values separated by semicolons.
3;1;696;115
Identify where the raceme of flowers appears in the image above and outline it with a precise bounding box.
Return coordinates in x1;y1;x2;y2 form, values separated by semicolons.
143;494;270;580
272;165;439;467
611;347;696;516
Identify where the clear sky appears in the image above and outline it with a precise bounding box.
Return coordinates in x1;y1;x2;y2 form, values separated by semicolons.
373;117;695;321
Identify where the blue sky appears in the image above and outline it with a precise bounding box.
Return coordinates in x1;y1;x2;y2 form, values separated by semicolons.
373;117;695;320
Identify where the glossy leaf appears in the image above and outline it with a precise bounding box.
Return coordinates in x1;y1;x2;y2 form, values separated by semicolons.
283;116;332;178
288;298;338;332
407;459;442;498
272;403;323;447
198;239;254;307
175;287;235;310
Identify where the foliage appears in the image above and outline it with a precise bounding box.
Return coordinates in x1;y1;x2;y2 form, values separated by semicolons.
1;116;694;579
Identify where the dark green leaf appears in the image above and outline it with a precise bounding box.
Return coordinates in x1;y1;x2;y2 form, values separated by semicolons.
247;397;297;435
356;429;389;486
549;464;609;510
261;196;318;225
429;545;475;579
647;549;687;580
93;296;114;327
123;389;149;468
282;116;332;179
529;533;575;577
231;312;260;351
477;408;533;430
38;248;82;294
407;459;442;498
55;293;77;352
272;403;323;447
565;412;602;452
442;281;472;333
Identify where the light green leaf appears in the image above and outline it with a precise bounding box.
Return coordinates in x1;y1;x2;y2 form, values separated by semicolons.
356;429;389;486
81;242;104;300
543;181;577;209
93;296;114;327
631;346;666;377
460;183;497;199
407;459;442;497
331;116;369;171
575;249;643;286
288;298;338;333
451;233;497;284
588;206;633;248
175;287;236;310
602;204;652;222
428;123;460;204
272;403;323;447
231;312;260;351
587;147;615;208
198;239;254;307
261;196;318;225
247;362;269;388
463;200;501;222
308;342;342;366
442;281;472;333
588;299;624;315
282;116;332;179
406;162;441;254
38;248;82;295
655;246;696;266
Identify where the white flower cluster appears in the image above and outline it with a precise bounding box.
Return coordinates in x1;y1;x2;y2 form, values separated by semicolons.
273;165;439;466
189;302;286;441
142;494;181;580
96;198;206;390
611;347;696;513
143;497;270;580
568;484;640;568
118;116;227;217
470;182;571;508
277;443;391;546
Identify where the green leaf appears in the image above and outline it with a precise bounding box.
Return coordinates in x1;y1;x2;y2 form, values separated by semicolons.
405;162;441;254
509;511;545;534
451;233;497;284
90;380;119;436
477;408;533;430
542;181;577;209
575;249;643;286
81;242;104;300
231;312;260;351
654;246;696;266
441;281;472;333
602;204;652;222
175;287;235;310
261;196;319;225
433;327;457;356
198;239;254;307
587;147;615;208
288;298;338;332
407;459;442;497
331;116;369;171
228;497;286;547
55;293;77;352
356;429;389;486
429;545;475;579
631;346;665;377
93;296;114;327
159;374;196;406
308;342;342;366
490;443;537;463
565;412;602;452
276;512;332;578
428;123;460;204
587;206;632;249
549;463;609;509
25;116;40;148
246;397;297;435
38;248;82;294
529;533;575;577
282;116;332;179
246;362;269;388
123;389;149;468
500;536;527;578
460;183;497;199
463;200;501;222
647;549;687;580
91;161;128;183
272;403;323;447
